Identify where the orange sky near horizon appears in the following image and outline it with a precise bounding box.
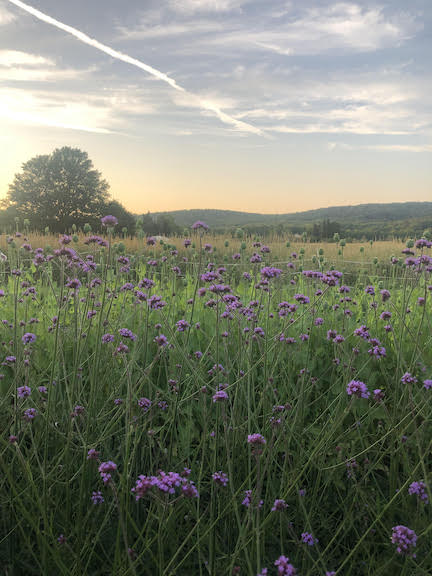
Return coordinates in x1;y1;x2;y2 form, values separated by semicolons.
1;123;431;215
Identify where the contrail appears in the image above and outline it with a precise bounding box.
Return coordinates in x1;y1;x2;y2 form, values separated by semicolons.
7;0;263;135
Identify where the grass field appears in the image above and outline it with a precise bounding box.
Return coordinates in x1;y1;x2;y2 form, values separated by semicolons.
1;225;431;575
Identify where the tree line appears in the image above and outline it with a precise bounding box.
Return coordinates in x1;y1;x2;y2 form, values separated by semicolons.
1;147;430;241
0;147;180;236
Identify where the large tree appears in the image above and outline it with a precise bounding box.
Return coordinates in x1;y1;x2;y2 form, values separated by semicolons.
6;147;111;232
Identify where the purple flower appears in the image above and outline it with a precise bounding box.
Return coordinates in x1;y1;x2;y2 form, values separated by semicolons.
373;389;384;402
118;328;136;341
154;334;169;347
132;470;199;500
212;390;228;403
132;475;155;499
274;555;297;575
260;266;282;279
391;525;417;556
301;532;318;546
17;385;31;398
380;310;392;320
23;408;37;421
401;372;417;384
408;481;429;503
102;333;115;343
271;499;288;511
247;433;266;446
91;490;104;505
191;220;209;230
22;332;36;344
327;329;337;341
294;293;310;304
176;319;190;332
138;397;152;412
354;325;370;340
212;471;229;487
71;405;85;418
87;448;100;460
101;215;118;227
98;461;117;484
182;482;199;498
368;345;386;358
424;379;432;390
66;278;81;290
346;380;370;399
241;489;263;509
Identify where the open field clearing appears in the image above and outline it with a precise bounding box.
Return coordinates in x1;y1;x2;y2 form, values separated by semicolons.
1;224;431;575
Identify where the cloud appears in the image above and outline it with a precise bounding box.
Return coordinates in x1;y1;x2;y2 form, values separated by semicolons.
0;86;158;133
0;50;98;82
0;67;95;82
6;0;262;135
0;2;15;24
0;88;114;133
231;70;429;136
367;144;432;152
0;50;53;67
116;20;223;40
202;3;418;55
168;0;246;14
328;141;432;153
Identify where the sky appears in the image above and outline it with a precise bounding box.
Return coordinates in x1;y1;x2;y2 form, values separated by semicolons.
0;0;431;214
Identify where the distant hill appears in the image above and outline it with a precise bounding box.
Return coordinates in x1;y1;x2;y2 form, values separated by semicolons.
153;202;432;231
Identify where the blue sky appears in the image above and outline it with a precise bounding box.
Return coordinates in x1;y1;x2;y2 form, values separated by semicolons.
0;0;431;213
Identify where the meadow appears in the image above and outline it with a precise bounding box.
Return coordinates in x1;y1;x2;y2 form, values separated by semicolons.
1;221;431;575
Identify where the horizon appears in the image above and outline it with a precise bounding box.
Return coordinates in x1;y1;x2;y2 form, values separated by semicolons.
150;200;432;217
1;0;431;214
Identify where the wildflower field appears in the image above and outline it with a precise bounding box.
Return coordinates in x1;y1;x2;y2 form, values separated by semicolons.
1;221;431;576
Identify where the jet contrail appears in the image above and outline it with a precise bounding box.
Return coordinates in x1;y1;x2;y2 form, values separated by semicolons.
7;0;263;135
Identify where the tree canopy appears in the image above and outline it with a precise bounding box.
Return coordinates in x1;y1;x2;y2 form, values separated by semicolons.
5;147;114;232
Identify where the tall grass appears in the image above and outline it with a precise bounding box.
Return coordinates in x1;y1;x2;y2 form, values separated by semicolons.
1;230;431;575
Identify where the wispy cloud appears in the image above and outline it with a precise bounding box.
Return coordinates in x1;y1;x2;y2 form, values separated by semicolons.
328;142;432;153
169;0;246;14
0;2;15;24
366;144;432;152
0;85;158;133
0;88;114;133
116;20;224;40
0;50;94;81
6;0;262;135
190;2;418;55
231;71;429;136
0;50;53;67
